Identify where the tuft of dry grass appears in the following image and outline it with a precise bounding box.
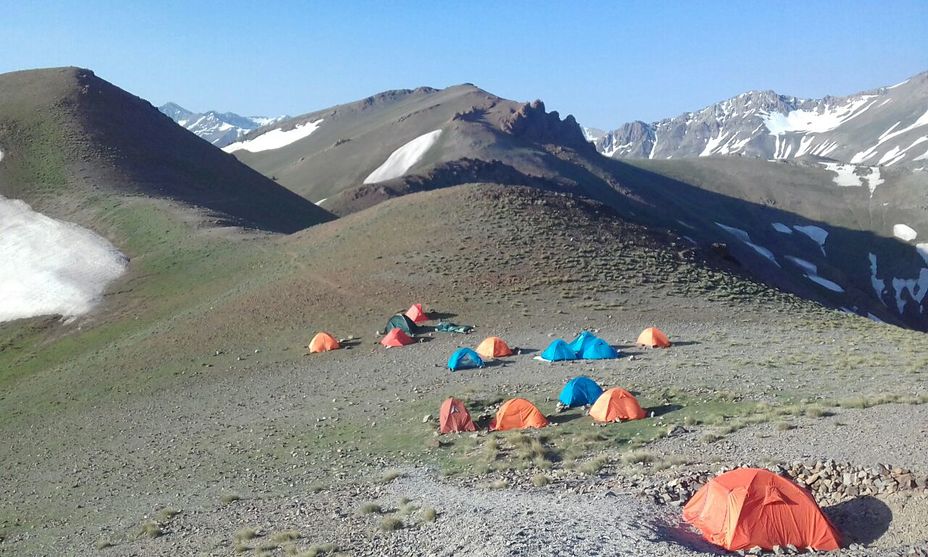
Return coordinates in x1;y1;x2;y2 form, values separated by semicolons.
531;473;550;487
359;503;382;515
579;455;609;475
234;527;259;542
421;507;438;522
221;493;242;504
380;469;404;483
138;521;163;539
621;449;656;464
379;517;404;532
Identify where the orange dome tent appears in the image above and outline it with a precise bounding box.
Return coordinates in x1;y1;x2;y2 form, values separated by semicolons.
381;328;415;347
476;336;513;359
438;398;477;434
309;332;341;353
683;468;841;552
405;303;428;325
637;326;671;348
489;398;548;431
589;388;646;422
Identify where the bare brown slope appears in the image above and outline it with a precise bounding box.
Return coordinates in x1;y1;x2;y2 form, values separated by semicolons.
0;67;333;233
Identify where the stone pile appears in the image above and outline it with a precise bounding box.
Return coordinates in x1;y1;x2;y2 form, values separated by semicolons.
640;460;927;507
775;460;927;505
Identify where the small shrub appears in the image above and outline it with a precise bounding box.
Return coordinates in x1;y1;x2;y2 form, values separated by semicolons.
701;432;723;443
421;507;438;522
302;543;337;557
270;530;301;544
621;450;656;464
531;473;550;487
580;455;609;474
156;508;181;522
380;469;403;483
234;527;259;542
359;503;382;515
489;479;508;490
379;517;404;532
777;421;796;431
220;493;242;504
96;538;115;549
138;521;163;538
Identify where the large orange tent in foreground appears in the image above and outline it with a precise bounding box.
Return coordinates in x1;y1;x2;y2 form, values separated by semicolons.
637;326;671;348
308;332;340;353
476;336;513;359
438;398;477;434
489;398;549;431
683;468;841;552
589;388;646;422
405;303;428;325
380;329;415;347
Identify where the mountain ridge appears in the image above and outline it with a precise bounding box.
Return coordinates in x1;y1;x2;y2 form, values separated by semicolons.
158;101;285;147
593;70;928;167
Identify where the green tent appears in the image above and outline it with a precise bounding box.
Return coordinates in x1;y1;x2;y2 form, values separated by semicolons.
385;314;419;335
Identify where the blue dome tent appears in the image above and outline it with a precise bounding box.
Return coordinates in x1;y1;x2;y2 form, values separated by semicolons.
448;347;485;371
558;376;604;407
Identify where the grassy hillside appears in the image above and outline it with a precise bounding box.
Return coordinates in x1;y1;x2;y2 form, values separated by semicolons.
1;183;925;554
0;67;333;234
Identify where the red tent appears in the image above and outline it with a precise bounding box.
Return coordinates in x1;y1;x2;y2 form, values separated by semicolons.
405;303;428;324
438;398;477;434
683;468;841;551
381;329;415;347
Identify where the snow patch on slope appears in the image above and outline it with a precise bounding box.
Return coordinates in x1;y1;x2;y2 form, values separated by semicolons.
772;222;793;234
818;162;882;195
785;256;817;274
869;253;886;299
891;269;928;314
806;274;845;293
794;225;828;254
364;130;443;184
917;244;928;264
763;96;877;135
893;224;918;242
223;119;323;153
0;196;127;323
714;222;779;266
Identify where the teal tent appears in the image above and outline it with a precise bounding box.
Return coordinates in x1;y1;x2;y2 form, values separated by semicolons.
540;339;577;362
448;347;484;371
580;338;619;360
385;314;418;335
558;376;604;407
568;331;599;354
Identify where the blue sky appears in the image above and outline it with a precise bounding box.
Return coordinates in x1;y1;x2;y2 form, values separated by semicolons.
3;1;926;128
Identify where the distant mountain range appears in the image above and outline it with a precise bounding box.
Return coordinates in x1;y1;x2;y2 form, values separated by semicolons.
592;71;928;167
158;102;285;147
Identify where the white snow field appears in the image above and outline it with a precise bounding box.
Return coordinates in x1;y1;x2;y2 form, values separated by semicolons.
893;224;918;242
223;119;323;153
364;129;443;184
0;196;127;323
817;163;883;195
771;222;793;234
763;96;877;135
714;222;779;265
785;256;844;292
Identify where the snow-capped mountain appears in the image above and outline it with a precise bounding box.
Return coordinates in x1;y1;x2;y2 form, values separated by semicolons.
593;71;928;167
159;102;285;147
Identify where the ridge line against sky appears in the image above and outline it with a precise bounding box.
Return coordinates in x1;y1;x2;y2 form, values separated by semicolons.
2;0;927;129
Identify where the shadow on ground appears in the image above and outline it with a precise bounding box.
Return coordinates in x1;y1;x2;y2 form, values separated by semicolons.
650;517;725;554
825;496;893;545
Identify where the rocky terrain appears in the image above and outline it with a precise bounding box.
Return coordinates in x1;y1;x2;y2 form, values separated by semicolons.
592;70;928;167
1;67;927;556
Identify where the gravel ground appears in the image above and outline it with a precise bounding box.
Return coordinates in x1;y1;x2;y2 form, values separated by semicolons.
2;313;927;555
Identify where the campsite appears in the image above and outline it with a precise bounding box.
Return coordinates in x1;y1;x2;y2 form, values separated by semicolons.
2;6;927;553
